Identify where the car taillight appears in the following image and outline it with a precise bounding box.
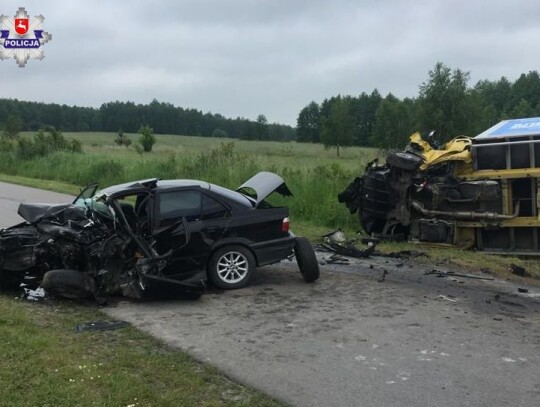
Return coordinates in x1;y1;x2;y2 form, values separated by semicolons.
281;217;290;232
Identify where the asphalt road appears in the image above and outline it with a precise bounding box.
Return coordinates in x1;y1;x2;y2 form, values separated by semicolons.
1;182;540;407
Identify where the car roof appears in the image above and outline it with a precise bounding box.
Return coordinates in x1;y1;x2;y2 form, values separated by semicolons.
99;178;210;196
98;178;254;207
157;179;211;190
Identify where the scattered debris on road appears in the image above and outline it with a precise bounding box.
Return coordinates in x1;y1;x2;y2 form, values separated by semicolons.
377;269;388;282
424;269;494;281
509;264;530;277
75;320;129;333
380;250;428;259
22;286;46;301
319;253;350;265
436;294;458;302
317;229;377;258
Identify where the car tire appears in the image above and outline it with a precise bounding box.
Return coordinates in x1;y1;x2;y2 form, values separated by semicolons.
41;269;96;299
295;237;320;283
386;151;423;171
207;246;255;289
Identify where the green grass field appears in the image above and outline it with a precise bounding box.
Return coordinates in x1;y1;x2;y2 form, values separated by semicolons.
5;131;380;232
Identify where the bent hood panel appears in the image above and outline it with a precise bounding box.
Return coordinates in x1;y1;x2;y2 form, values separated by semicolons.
18;203;86;224
236;172;292;205
409;132;472;171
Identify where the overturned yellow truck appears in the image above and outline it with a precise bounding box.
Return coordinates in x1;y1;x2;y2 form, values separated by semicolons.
339;118;540;254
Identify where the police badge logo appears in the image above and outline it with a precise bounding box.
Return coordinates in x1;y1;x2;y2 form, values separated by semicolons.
0;7;52;67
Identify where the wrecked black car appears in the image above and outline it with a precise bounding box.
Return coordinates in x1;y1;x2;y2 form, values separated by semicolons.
0;172;319;302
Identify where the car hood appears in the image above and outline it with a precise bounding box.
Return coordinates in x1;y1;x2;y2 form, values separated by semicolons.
236;172;292;205
18;203;87;224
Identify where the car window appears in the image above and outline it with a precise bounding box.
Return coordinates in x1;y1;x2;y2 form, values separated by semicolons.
158;190;201;226
209;184;254;207
202;194;229;220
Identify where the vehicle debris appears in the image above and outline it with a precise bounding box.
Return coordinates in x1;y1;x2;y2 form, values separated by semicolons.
22;286;46;301
339;118;540;255
319;254;350;265
317;229;377;258
381;250;428;259
436;294;458;303
517;288;529;293
509;264;529;277
424;269;494;281
0;173;320;303
75;320;129;332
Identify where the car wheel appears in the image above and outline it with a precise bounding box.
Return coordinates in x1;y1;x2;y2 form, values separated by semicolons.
41;269;96;299
295;237;320;282
386;151;423;171
207;246;255;289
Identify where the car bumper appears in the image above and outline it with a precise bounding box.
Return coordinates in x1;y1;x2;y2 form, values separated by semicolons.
249;235;296;266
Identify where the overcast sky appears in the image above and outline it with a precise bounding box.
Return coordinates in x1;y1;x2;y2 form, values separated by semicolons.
1;0;539;125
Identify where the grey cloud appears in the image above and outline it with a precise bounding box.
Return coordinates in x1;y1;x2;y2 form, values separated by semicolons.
1;0;539;125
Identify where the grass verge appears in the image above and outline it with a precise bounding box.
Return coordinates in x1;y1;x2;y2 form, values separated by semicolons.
0;295;283;407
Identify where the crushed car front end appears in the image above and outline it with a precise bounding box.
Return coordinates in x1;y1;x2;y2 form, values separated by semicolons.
340;118;540;255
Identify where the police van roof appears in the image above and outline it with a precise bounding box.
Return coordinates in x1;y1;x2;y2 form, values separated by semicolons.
476;117;540;139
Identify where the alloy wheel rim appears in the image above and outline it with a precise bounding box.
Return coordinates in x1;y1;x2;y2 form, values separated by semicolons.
217;251;248;283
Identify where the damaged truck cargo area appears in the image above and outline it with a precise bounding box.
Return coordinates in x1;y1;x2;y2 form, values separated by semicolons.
0;172;319;302
339;118;540;255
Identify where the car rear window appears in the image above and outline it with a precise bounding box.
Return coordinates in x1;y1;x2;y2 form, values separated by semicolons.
202;194;229;219
209;184;254;207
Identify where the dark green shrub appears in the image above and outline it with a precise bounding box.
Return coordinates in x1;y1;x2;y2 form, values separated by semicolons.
15;128;82;160
138;125;155;152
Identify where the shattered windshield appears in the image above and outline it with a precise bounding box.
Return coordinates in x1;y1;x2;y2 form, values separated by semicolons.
74;193;113;219
72;184;113;219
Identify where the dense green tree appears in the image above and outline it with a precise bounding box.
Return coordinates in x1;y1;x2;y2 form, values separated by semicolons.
320;97;355;156
296;101;321;142
349;90;382;146
370;94;414;149
509;71;540;109
417;62;473;140
510;99;535;119
255;114;269;140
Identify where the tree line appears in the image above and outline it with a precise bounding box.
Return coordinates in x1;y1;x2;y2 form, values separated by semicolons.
0;98;295;141
3;63;540;151
297;62;540;152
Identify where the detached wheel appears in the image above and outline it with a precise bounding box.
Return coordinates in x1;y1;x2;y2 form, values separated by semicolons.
207;246;255;289
41;269;96;299
386;151;423;171
295;237;320;283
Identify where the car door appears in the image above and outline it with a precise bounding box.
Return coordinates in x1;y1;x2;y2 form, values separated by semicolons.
153;188;231;279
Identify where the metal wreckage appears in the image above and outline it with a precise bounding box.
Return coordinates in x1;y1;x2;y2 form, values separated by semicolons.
339;118;540;255
0;173;320;303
